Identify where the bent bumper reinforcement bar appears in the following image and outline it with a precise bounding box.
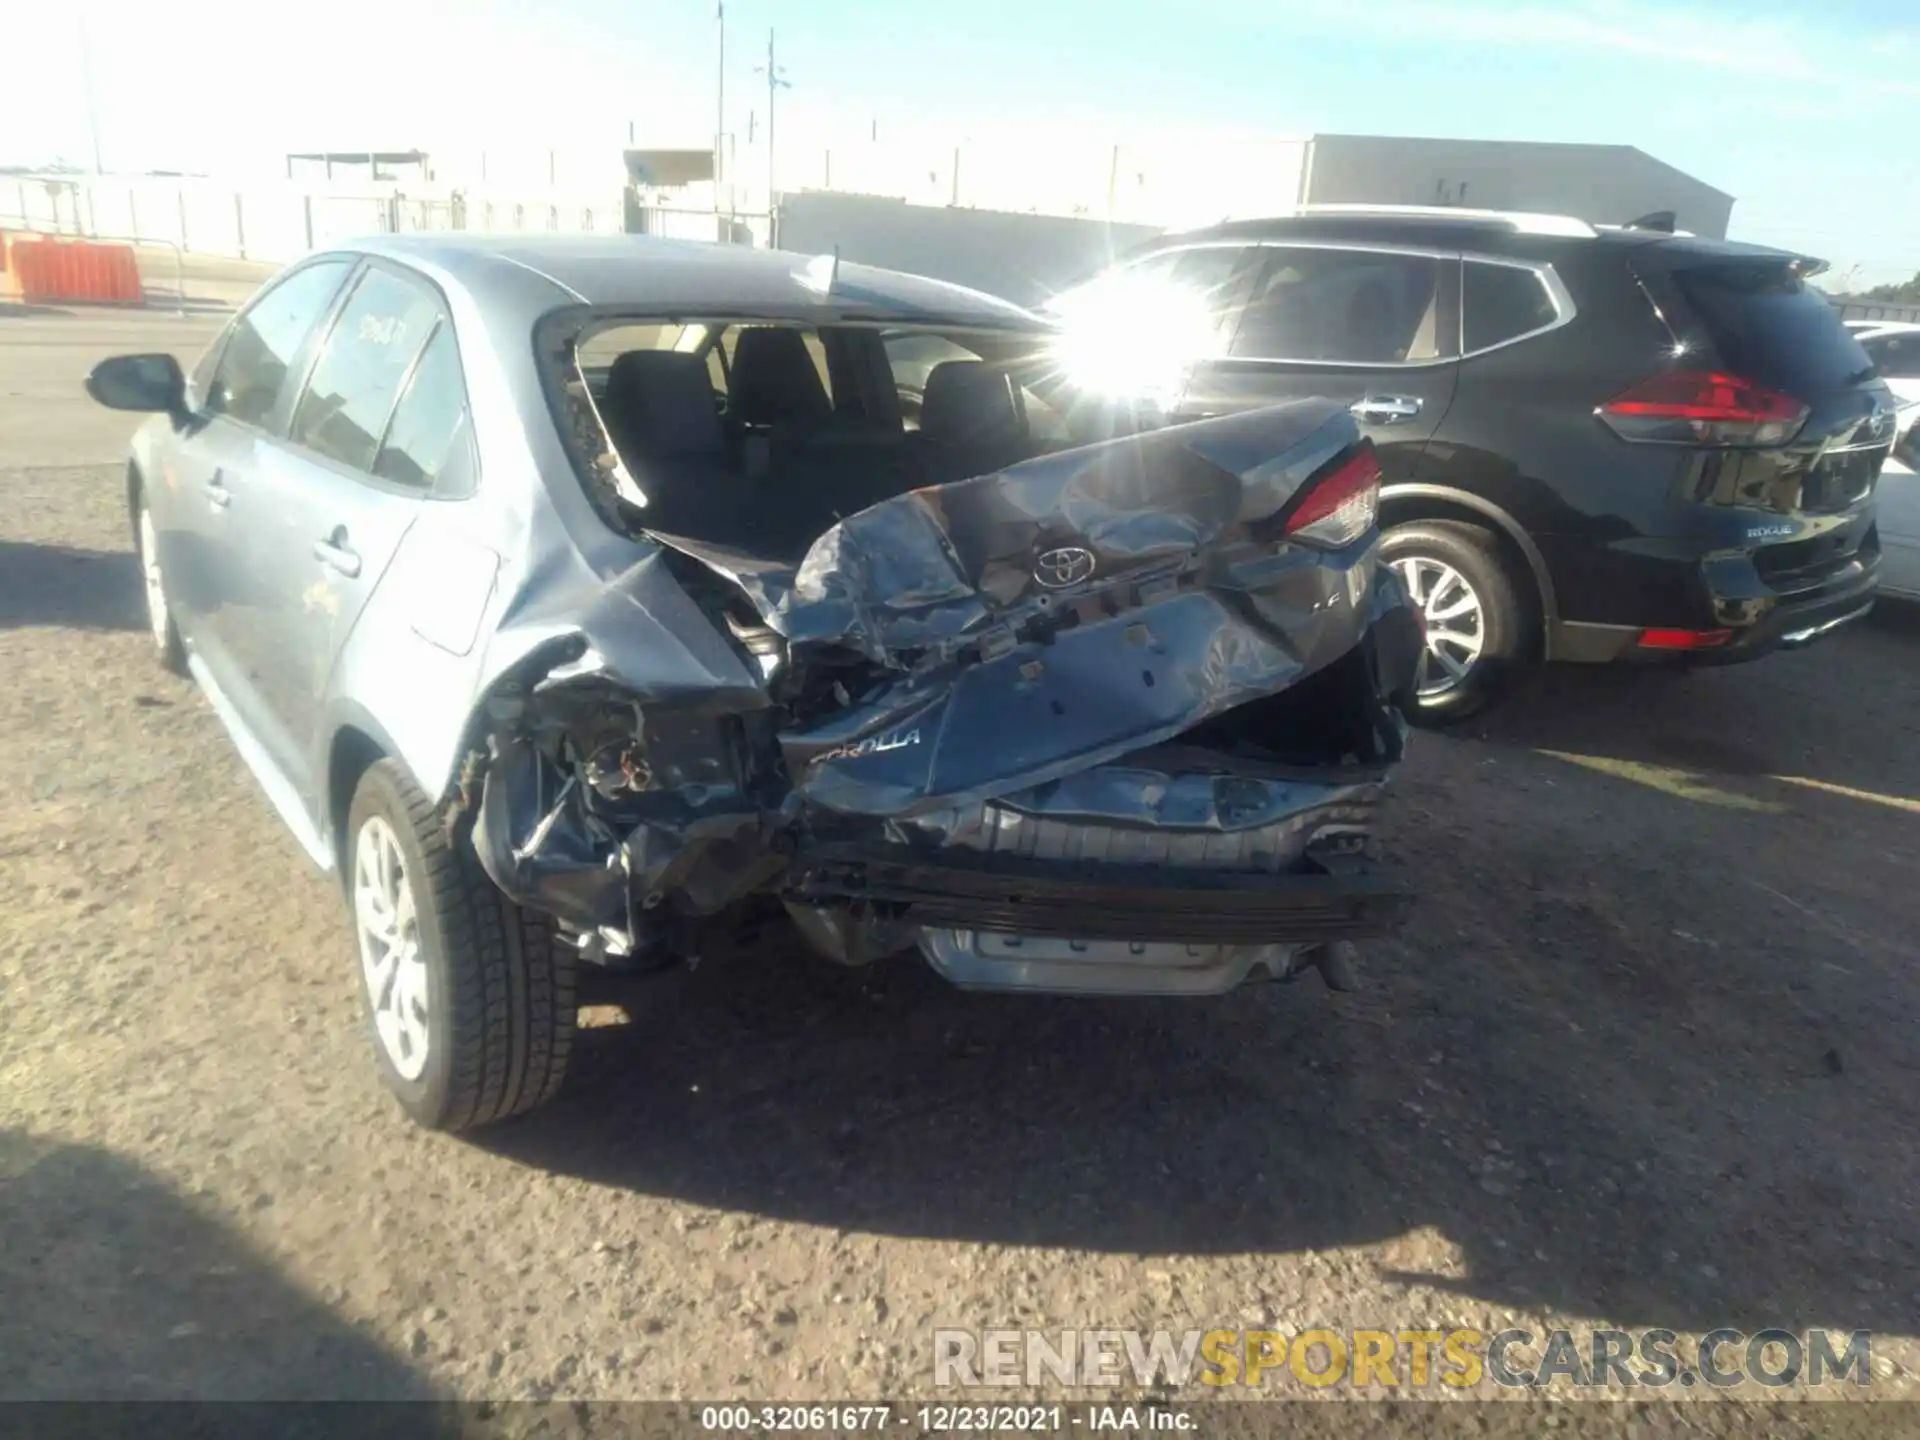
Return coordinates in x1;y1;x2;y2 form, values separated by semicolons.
784;846;1412;944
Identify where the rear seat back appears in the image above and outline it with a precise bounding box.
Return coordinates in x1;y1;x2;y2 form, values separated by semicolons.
602;350;724;461
729;327;832;431
917;360;1032;482
768;425;918;530
599;350;765;541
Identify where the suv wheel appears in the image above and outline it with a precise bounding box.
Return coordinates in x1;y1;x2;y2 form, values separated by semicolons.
134;496;187;675
345;759;577;1131
1381;520;1531;723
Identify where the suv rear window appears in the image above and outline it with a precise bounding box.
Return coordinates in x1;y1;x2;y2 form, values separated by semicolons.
1671;263;1873;397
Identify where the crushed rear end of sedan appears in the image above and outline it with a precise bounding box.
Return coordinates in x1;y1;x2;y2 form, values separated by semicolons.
464;268;1423;996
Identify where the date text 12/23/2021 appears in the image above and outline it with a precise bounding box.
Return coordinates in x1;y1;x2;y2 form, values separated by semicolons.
699;1406;1193;1433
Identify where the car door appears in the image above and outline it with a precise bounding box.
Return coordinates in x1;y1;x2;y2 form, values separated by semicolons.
1177;243;1461;485
233;261;467;809
165;257;357;714
1854;331;1920;596
1876;449;1920;599
1860;329;1920;421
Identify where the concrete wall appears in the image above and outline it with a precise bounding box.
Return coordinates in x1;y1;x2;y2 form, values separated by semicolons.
776;191;1163;308
1302;135;1735;238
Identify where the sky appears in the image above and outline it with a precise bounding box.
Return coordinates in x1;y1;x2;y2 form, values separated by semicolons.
4;0;1917;286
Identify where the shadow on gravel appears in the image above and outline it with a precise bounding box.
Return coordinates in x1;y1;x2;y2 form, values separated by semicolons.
1456;615;1920;807
486;913;1912;1341
0;539;145;633
0;1130;432;1401
484;619;1918;1347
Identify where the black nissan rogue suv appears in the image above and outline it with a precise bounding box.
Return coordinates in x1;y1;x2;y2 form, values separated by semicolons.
1062;207;1898;720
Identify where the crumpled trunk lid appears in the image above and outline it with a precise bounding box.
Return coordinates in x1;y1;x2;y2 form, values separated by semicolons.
657;398;1393;819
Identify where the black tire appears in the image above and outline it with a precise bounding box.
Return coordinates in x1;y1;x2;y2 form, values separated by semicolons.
132;488;187;676
1379;520;1535;725
345;759;577;1131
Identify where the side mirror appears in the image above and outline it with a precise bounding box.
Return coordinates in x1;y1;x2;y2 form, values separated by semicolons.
85;353;187;415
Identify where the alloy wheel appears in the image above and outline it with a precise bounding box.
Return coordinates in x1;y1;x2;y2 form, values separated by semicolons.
353;816;431;1081
1390;554;1486;699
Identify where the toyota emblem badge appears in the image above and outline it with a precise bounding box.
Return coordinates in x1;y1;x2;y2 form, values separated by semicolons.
1033;546;1097;589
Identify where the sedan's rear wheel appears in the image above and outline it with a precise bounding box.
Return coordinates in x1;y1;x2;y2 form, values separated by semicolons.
134;498;187;675
1381;520;1531;723
346;759;577;1131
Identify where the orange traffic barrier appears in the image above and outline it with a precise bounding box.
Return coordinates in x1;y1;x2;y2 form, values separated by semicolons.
6;235;145;306
0;230;22;302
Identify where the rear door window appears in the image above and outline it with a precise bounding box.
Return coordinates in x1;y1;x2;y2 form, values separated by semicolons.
373;324;476;496
290;265;443;472
205;259;354;427
1230;248;1447;364
1126;246;1250;350
1463;260;1560;352
1672;262;1874;396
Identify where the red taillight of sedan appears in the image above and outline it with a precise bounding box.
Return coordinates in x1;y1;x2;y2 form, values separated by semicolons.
1283;445;1382;548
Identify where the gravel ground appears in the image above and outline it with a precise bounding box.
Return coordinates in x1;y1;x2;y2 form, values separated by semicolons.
2;304;1917;1430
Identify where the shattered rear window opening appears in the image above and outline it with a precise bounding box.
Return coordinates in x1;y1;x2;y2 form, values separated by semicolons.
543;308;1145;560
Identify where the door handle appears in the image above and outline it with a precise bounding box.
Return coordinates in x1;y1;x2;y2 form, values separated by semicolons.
313;529;362;579
1350;395;1423;424
203;472;231;509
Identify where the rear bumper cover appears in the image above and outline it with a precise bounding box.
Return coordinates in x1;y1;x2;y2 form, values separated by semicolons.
784;845;1410;945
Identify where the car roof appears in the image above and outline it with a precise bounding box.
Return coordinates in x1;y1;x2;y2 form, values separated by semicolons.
340;233;1044;330
1139;210;1813;268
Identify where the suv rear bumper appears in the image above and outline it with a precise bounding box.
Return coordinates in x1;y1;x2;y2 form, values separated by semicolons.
1548;538;1879;665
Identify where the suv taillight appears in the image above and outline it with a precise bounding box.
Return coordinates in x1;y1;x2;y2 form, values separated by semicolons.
1282;445;1381;548
1597;370;1809;448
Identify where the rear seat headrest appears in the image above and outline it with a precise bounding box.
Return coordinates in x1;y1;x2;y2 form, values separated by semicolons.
602;350;724;459
919;360;1026;449
730;327;832;428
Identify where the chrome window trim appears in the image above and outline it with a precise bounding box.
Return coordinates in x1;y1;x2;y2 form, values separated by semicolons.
1109;239;1576;369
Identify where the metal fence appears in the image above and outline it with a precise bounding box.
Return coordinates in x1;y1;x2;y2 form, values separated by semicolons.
3;174;774;265
1832;298;1920;325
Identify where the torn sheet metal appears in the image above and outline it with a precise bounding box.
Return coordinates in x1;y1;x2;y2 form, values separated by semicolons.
650;400;1389;818
471;396;1417;965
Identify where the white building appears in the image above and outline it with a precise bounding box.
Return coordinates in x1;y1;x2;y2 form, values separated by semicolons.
776;131;1731;239
1293;134;1732;238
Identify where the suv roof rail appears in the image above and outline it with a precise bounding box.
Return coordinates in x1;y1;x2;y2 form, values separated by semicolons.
1283;204;1600;238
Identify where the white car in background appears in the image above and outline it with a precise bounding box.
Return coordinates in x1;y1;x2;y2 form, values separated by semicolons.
1854;324;1920;599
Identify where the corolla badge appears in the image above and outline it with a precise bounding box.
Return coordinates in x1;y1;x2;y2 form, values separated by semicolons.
816;727;922;764
1033;546;1097;589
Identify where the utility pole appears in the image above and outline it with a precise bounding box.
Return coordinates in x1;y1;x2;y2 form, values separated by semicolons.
755;29;790;214
714;1;726;205
78;12;105;173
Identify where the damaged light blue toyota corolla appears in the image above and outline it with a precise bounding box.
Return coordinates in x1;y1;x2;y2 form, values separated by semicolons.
88;235;1421;1131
